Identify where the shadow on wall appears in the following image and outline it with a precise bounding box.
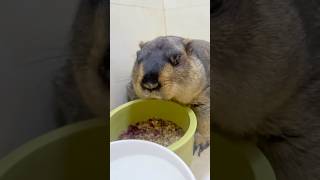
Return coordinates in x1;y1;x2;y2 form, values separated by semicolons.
0;0;80;158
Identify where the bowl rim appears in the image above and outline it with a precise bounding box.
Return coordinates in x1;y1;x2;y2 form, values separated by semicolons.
241;142;277;180
0;119;105;177
110;99;197;151
214;133;277;180
110;139;196;180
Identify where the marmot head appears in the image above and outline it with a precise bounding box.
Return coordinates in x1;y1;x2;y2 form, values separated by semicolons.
131;36;207;104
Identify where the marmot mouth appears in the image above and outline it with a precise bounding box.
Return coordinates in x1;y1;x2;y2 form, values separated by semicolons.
140;90;163;99
141;82;161;92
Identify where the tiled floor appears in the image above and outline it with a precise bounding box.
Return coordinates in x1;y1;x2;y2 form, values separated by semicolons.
190;147;210;180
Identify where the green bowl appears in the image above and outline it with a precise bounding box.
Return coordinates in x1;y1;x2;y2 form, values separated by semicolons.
213;133;277;180
110;99;197;165
0;119;107;180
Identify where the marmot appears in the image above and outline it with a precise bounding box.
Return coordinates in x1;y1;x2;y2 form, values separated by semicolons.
212;0;320;179
126;36;210;154
54;0;108;125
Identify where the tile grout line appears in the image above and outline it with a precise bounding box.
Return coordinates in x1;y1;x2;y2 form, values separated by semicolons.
165;4;210;10
162;0;168;35
110;2;163;10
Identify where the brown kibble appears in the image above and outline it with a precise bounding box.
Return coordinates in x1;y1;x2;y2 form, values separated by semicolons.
118;118;184;147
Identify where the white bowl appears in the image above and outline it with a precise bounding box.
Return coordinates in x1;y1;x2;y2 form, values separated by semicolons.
110;140;196;180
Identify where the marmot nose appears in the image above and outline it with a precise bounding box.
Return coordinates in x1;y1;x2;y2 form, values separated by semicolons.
141;73;160;91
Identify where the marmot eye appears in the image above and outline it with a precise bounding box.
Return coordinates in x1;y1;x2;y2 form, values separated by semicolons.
211;0;223;15
169;54;182;66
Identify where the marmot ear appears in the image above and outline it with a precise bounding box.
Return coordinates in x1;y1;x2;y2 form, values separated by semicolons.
139;41;145;49
183;39;193;55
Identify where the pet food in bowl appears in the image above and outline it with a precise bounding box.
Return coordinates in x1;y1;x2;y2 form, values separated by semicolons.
119;118;185;147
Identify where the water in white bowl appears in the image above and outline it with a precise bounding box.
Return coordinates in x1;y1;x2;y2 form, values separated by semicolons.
111;154;187;180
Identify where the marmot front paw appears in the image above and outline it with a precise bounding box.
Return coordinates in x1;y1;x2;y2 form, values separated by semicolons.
193;132;210;156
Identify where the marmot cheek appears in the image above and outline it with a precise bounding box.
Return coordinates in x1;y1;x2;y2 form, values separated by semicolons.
162;83;176;100
133;79;144;98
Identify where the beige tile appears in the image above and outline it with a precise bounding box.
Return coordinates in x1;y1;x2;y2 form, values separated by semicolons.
110;82;129;110
163;0;209;9
165;6;210;41
110;0;164;9
110;4;166;108
191;147;210;180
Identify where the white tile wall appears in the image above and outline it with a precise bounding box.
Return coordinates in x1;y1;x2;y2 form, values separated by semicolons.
110;3;166;109
163;0;209;9
110;0;163;9
165;6;210;41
